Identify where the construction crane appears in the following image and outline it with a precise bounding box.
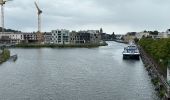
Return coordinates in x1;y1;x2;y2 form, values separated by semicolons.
34;1;42;33
0;0;12;33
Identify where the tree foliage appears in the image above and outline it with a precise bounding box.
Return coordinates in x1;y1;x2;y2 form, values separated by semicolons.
139;38;170;73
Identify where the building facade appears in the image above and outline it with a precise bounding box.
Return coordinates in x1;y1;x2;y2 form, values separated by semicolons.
23;32;37;43
0;32;24;44
44;32;52;44
70;30;101;44
51;29;70;44
87;30;101;44
70;31;90;44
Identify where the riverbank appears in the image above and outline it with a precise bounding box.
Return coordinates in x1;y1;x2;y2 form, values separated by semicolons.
0;49;10;64
138;38;170;76
15;42;108;48
138;44;169;99
138;46;169;98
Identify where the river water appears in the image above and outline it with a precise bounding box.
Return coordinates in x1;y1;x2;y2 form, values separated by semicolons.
0;42;159;100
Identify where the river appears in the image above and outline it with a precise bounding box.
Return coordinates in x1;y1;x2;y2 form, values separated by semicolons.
0;41;159;100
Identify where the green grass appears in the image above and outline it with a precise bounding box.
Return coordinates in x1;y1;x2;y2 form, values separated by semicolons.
0;49;10;64
138;38;170;75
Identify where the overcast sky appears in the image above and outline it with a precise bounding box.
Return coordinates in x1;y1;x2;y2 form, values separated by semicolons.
3;0;170;34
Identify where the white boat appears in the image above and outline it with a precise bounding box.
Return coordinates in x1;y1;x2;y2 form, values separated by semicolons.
122;43;140;59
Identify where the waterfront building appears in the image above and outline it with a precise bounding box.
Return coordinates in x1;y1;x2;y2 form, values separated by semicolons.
44;32;52;44
51;29;70;44
0;32;24;44
87;30;101;44
70;30;101;44
70;31;91;44
100;32;114;41
23;32;37;43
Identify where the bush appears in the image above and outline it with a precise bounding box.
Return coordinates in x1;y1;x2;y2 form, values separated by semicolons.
0;49;10;63
139;38;170;74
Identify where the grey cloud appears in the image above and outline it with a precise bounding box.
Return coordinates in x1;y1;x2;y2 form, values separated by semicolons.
2;0;170;34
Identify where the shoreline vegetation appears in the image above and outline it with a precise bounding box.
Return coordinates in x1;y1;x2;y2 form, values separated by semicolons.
137;38;170;99
138;38;170;76
0;49;10;64
15;42;108;48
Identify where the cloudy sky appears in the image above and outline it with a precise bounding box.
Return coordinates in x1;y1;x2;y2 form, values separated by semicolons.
3;0;170;34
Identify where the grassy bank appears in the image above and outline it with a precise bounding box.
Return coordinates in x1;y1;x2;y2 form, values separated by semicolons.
0;49;10;64
138;38;170;75
15;42;108;48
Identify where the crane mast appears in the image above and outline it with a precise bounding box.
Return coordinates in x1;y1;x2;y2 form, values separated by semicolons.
34;1;43;43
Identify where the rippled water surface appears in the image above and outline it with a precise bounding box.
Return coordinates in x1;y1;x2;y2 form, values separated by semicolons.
0;42;159;100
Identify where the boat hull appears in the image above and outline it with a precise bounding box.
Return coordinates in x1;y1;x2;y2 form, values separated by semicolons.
123;54;140;60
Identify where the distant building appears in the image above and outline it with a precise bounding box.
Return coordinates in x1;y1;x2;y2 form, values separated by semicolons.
0;32;24;44
51;29;70;44
100;28;103;33
123;32;137;42
23;32;37;43
135;32;150;40
70;31;91;44
100;33;112;41
156;32;168;39
70;30;101;44
44;32;52;44
115;34;123;40
87;30;101;44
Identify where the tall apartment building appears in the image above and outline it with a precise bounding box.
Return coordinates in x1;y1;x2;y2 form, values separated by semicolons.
70;30;101;44
23;32;37;43
87;30;101;44
70;31;91;44
51;29;70;44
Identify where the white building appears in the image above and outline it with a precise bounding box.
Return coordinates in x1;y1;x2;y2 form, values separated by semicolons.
135;32;150;40
156;32;168;39
51;29;70;44
156;29;170;39
0;32;24;44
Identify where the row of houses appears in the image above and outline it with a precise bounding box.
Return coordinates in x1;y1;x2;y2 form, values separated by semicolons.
0;29;102;44
45;29;101;44
0;32;37;44
117;29;170;43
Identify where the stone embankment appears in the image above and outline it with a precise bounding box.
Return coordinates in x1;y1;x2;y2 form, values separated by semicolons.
138;45;170;100
15;42;108;48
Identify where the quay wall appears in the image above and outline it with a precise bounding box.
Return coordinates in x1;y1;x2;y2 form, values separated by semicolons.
139;45;170;100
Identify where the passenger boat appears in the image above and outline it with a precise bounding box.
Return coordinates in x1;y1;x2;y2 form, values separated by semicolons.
122;43;140;60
